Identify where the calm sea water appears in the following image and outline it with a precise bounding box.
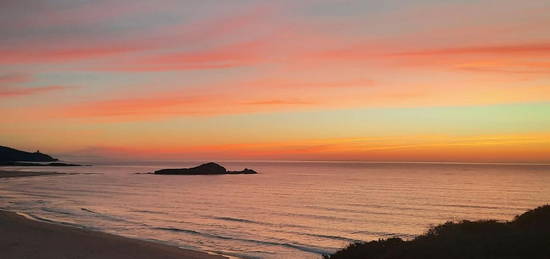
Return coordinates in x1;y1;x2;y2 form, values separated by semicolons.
1;162;549;258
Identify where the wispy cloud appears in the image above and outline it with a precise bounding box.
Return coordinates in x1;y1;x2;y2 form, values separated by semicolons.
0;2;280;68
456;61;550;74
242;99;314;106
0;85;65;98
57;94;317;120
0;72;66;98
392;42;550;56
0;46;146;64
302;41;550;75
62;95;207;117
93;40;269;71
2;0;550;162
0;73;32;84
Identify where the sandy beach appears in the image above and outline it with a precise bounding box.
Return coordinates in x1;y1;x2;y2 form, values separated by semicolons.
0;170;226;259
0;210;227;259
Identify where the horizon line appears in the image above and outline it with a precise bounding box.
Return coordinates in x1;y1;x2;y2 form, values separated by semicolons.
61;158;550;166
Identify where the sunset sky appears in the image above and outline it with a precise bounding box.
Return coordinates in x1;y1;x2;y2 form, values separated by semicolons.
1;0;549;163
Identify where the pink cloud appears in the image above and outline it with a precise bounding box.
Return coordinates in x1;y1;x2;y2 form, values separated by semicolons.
91;40;270;71
0;46;146;64
1;3;280;67
0;72;66;98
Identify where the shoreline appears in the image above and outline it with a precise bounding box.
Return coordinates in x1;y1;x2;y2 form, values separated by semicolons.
0;170;66;178
0;209;228;259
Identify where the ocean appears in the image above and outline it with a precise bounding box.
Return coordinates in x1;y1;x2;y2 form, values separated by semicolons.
1;161;549;258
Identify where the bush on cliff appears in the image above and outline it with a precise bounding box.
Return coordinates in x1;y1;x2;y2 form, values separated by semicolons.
324;205;550;259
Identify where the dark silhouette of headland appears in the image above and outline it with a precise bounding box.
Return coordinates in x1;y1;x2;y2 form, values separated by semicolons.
0;145;58;162
0;145;81;166
324;204;550;259
154;162;258;175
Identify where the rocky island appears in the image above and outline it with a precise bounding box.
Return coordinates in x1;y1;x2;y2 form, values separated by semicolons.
154;162;258;175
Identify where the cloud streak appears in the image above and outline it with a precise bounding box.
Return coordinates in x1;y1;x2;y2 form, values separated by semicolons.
0;85;65;98
0;73;32;84
93;40;269;71
392;42;550;56
0;2;280;68
0;46;146;64
0;72;66;98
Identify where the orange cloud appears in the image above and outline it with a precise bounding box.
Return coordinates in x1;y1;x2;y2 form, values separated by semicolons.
26;76;547;122
58;133;550;163
303;43;383;62
62;95;208;117
242;99;314;106
301;41;550;76
305;42;550;61
393;42;550;56
47;77;377;120
240;78;376;89
386;43;550;74
455;61;550;74
57;94;318;121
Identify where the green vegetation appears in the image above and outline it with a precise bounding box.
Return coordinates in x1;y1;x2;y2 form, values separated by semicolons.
324;205;550;259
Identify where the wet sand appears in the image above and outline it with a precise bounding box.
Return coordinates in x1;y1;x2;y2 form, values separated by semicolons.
0;210;227;259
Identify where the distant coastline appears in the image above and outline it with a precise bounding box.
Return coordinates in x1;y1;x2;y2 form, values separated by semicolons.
0;145;82;167
0;145;58;162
